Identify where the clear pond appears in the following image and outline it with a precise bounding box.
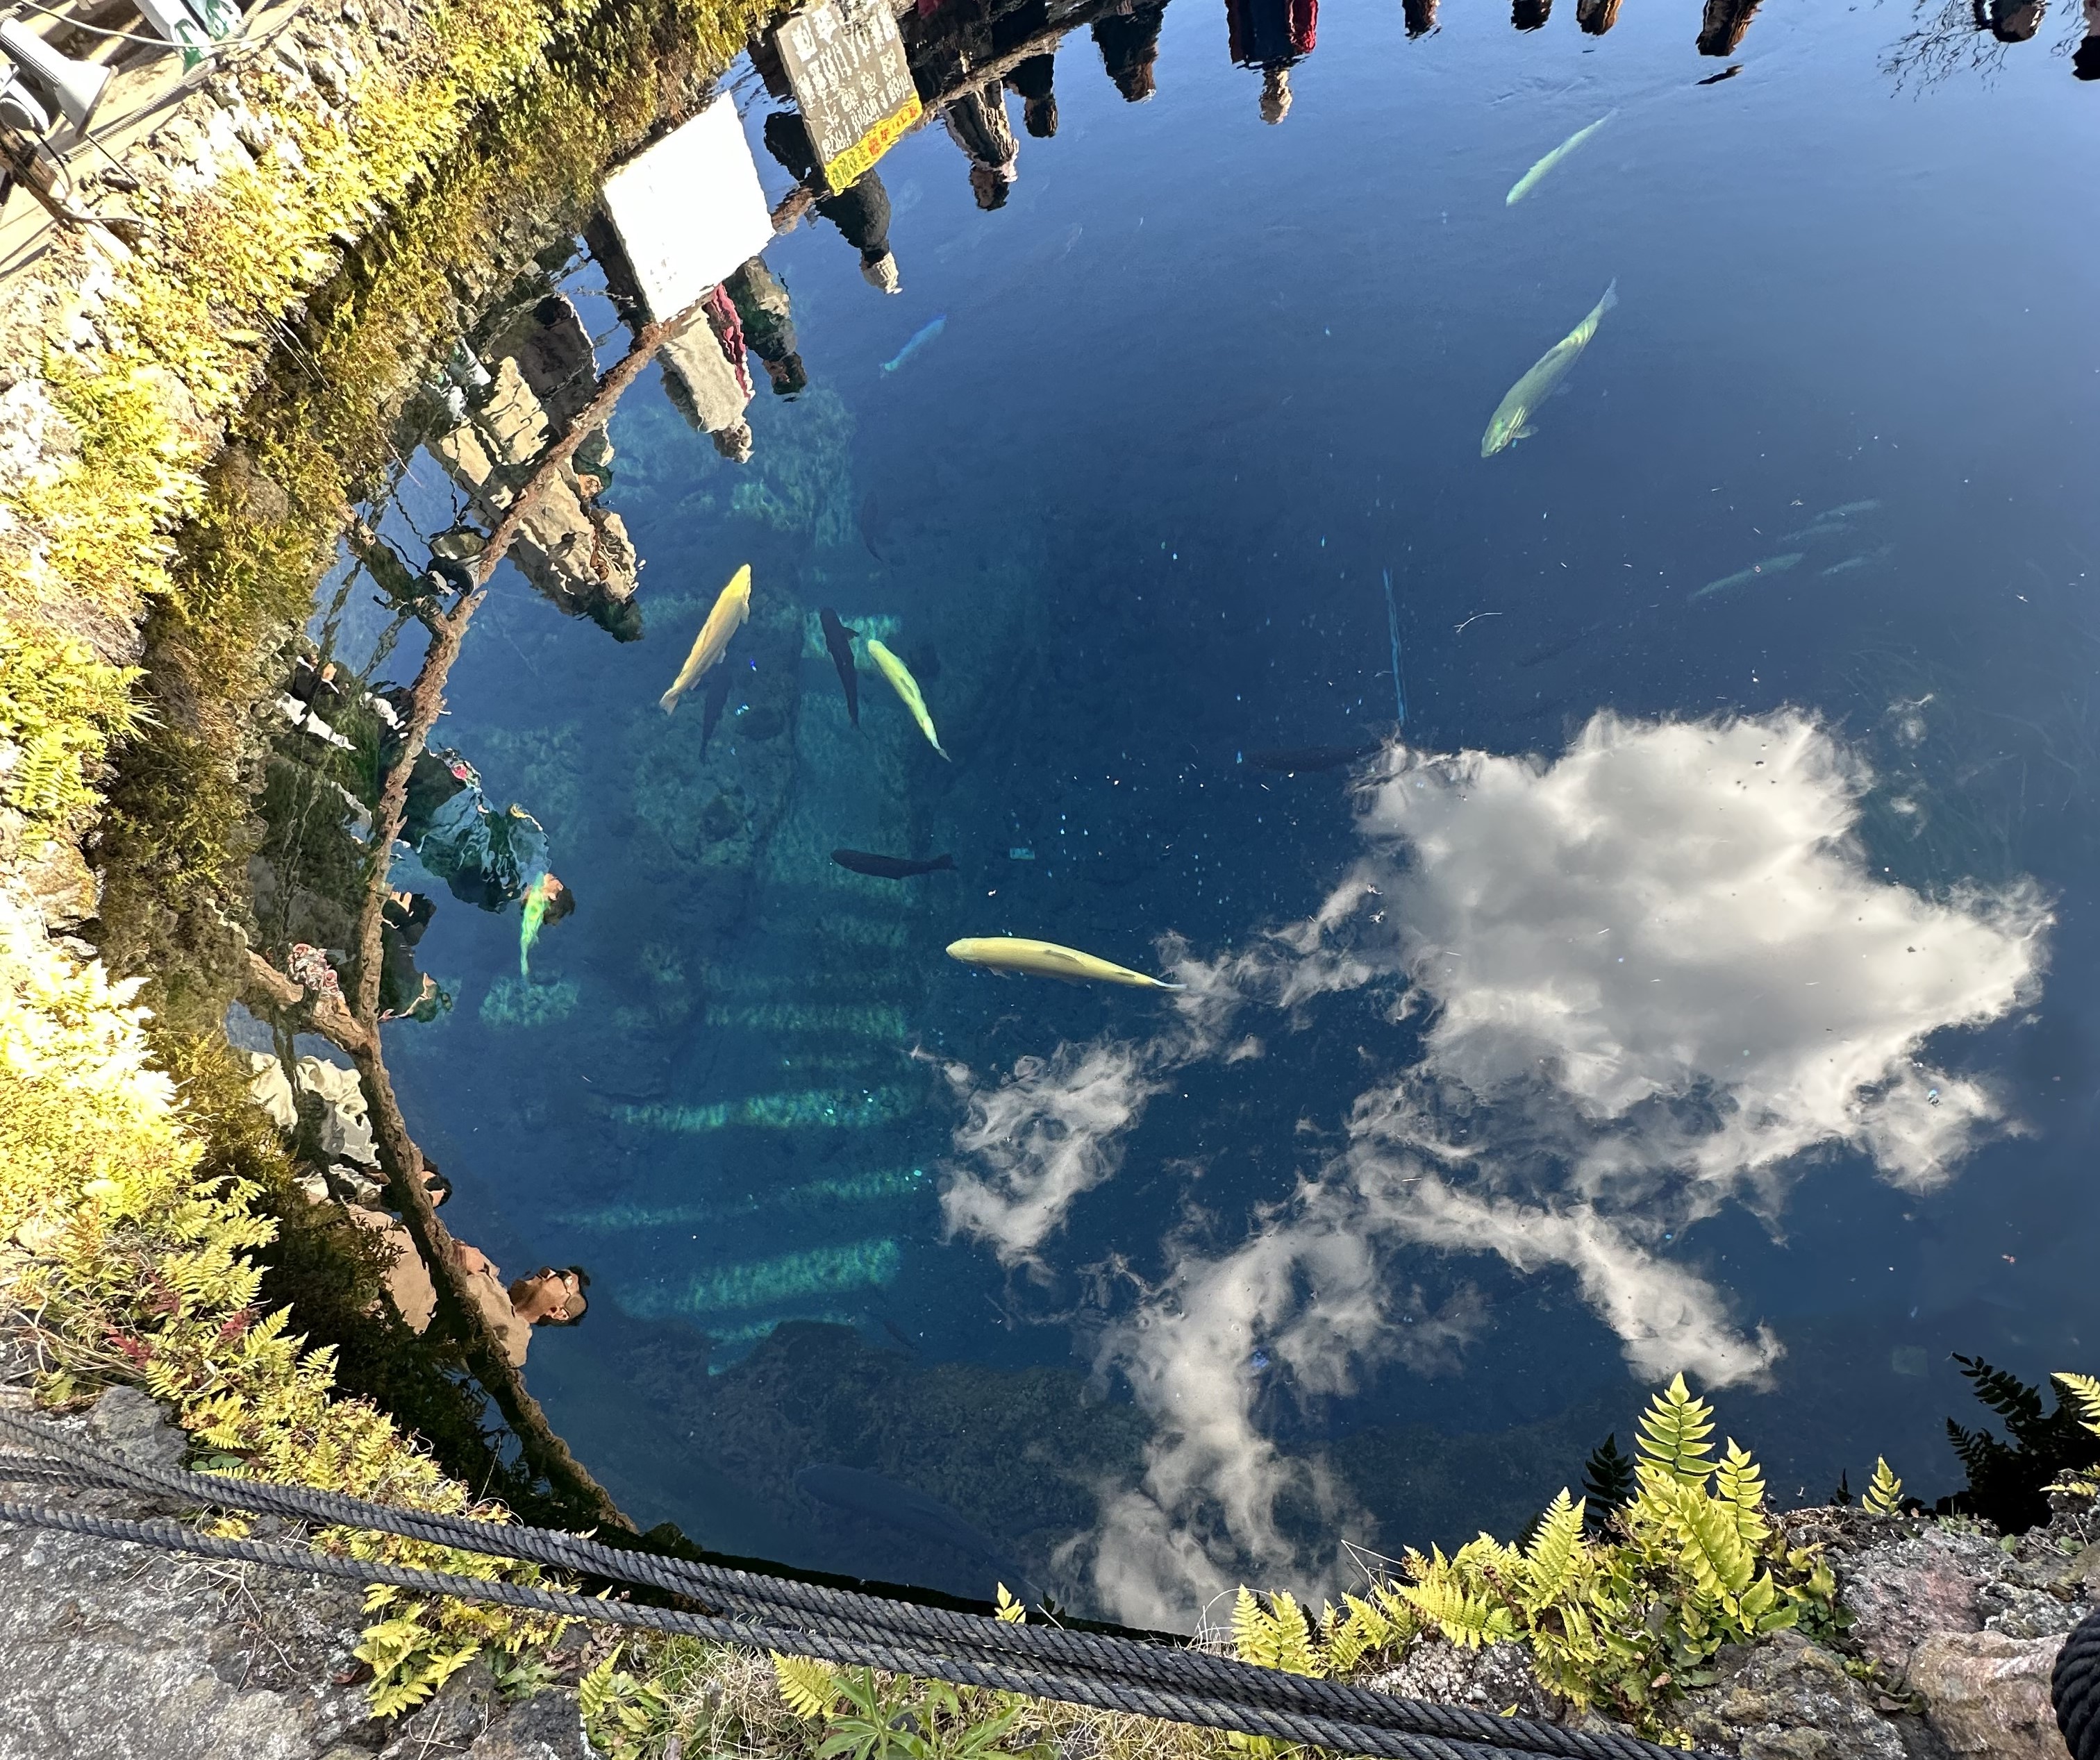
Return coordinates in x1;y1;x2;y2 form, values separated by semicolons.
298;0;2100;1626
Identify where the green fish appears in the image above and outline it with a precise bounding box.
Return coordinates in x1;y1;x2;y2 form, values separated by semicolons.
1819;544;1894;578
1481;281;1618;457
1692;552;1805;602
1506;110;1617;206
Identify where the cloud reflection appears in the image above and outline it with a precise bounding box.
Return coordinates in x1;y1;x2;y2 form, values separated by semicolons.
944;711;2049;1625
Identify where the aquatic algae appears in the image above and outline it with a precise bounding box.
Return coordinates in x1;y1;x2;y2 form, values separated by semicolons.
479;975;580;1028
801;611;902;661
625;1237;903;1317
701;1001;911;1037
610;1084;914;1132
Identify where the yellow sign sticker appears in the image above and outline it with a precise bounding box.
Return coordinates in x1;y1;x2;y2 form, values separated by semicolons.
822;92;924;193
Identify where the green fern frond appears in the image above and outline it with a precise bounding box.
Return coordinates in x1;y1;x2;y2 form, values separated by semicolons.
578;1652;622;1719
1519;1490;1586;1604
2055;1373;2100;1440
1398;1574;1519;1648
1636;1374;1717;1490
770;1652;842;1720
1668;1479;1758;1604
994;1583;1026;1623
1713;1441;1770;1550
1233;1588;1324;1677
1862;1457;1904;1517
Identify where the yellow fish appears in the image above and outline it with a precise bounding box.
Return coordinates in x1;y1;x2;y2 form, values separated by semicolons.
660;565;751;714
866;638;949;759
946;937;1184;991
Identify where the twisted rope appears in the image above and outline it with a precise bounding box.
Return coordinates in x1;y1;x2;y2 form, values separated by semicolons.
0;1414;1711;1760
2056;1605;2100;1760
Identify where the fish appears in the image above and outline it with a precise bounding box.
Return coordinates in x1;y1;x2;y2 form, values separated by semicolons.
1691;551;1806;601
659;564;752;714
866;639;948;758
1244;741;1381;773
881;316;947;374
946;936;1185;991
1481;281;1618;457
1779;519;1850;544
858;492;890;562
794;1463;1037;1602
1505;110;1617;206
1817;498;1882;521
699;663;735;753
1820;544;1896;578
832;849;958;879
819;607;861;726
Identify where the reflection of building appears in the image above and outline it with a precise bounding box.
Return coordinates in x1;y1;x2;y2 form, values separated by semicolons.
426;294;642;640
1697;0;1762;53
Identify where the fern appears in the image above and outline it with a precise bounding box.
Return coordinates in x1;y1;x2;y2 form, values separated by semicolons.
1637;1374;1718;1491
773;1652;844;1720
1862;1457;1904;1517
994;1584;1026;1624
1519;1490;1586;1604
1581;1433;1636;1532
1233;1588;1324;1677
1713;1441;1771;1551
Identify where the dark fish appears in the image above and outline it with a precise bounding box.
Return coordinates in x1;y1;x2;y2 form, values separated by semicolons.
832;848;957;879
699;662;735;754
820;607;860;726
794;1462;1037;1602
858;493;889;562
1245;741;1381;773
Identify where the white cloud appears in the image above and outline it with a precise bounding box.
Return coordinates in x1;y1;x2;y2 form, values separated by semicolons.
943;711;2050;1629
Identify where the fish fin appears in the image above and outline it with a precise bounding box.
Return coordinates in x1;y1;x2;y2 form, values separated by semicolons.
1599;278;1619;312
1154;981;1188;992
658;690;681;714
1515;425;1538;442
935;743;952;761
843;623;860;640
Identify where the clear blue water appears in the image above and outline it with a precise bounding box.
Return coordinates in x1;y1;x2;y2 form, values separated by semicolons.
313;0;2100;1625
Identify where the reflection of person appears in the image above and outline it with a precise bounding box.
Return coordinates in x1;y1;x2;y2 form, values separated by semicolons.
1094;0;1169;98
1512;0;1549;26
1972;0;2042;37
724;257;807;396
941;79;1019;209
2079;0;2100;76
1226;0;1316;123
1006;52;1059;136
346;1205;438;1332
762;110;901;293
455;1243;589;1366
1576;0;1619;32
402;751;572;937
378;889;449;1023
1696;0;1761;56
1403;0;1438;35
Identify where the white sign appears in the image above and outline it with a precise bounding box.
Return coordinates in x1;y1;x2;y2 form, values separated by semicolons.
601;95;773;321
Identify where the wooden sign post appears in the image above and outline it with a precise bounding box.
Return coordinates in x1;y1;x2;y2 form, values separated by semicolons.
773;0;923;193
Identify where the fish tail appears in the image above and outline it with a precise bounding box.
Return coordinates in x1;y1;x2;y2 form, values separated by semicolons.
659;689;681;714
1154;980;1188;991
1599;278;1619;312
935;743;952;762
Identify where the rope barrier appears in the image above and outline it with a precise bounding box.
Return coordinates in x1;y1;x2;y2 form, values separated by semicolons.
2056;1606;2100;1760
0;1413;1717;1760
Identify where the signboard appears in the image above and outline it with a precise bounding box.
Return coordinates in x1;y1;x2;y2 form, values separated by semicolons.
601;94;774;321
774;0;922;194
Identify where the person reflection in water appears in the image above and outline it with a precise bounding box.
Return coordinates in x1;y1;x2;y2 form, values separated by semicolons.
1512;0;1549;26
724;258;807;396
453;1245;590;1366
1402;0;1437;37
942;78;1020;208
762;110;903;293
2079;0;2100;76
1972;0;2042;38
1093;0;1168;99
1226;0;1315;122
1006;52;1058;136
658;285;758;460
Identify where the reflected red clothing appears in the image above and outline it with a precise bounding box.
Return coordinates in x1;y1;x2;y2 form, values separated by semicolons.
1227;0;1315;66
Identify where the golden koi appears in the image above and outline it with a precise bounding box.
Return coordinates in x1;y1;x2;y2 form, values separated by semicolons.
660;564;751;714
867;638;949;758
945;937;1184;990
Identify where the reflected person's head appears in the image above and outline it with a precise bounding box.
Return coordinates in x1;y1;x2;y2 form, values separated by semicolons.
712;420;755;462
510;1265;590;1327
861;250;901;294
1113;60;1157;100
1986;0;2043;37
765;353;809;395
1024;93;1059;137
2077;34;2100;74
969;163;1013;210
1259;65;1292;124
421;1163;452;1207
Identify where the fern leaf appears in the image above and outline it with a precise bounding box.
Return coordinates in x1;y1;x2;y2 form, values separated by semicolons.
994;1583;1026;1624
2056;1373;2100;1439
1714;1441;1770;1550
772;1652;842;1720
1398;1575;1518;1648
1637;1373;1717;1490
1669;1480;1757;1603
1862;1456;1904;1516
1519;1490;1586;1606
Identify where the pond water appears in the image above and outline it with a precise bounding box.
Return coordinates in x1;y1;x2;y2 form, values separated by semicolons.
299;0;2100;1626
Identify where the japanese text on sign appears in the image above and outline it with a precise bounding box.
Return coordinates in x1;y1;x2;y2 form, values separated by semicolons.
774;0;920;193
